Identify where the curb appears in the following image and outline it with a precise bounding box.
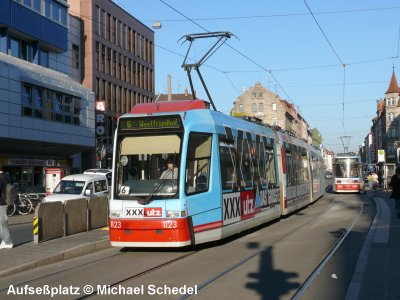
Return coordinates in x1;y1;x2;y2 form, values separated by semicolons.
0;239;111;278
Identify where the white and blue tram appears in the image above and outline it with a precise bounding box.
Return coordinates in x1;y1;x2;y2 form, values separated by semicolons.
109;100;325;247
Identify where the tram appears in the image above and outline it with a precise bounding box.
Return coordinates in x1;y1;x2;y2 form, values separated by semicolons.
332;153;364;193
109;100;326;247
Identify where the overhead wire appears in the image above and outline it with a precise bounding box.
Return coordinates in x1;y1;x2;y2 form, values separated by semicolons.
303;0;349;141
159;0;296;105
154;5;400;22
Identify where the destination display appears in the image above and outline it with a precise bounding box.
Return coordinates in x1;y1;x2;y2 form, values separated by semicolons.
119;116;182;131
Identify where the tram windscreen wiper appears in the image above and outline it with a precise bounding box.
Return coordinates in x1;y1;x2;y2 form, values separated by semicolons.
143;179;171;205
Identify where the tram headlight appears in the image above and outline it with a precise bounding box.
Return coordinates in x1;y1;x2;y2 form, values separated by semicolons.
166;210;179;218
110;210;122;218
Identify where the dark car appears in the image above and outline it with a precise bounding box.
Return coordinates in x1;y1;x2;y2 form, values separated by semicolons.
325;171;333;179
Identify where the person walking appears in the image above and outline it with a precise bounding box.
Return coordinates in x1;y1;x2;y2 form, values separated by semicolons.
0;163;13;249
367;172;375;193
389;166;400;218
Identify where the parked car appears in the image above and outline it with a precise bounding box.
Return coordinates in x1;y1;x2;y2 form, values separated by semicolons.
84;168;112;185
43;174;109;203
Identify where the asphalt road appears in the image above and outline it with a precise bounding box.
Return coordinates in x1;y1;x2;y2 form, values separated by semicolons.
0;191;372;300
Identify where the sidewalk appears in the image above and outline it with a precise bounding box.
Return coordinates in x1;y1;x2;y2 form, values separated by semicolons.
0;215;110;278
347;189;400;299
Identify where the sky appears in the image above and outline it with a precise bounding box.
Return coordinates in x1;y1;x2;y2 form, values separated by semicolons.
117;0;400;153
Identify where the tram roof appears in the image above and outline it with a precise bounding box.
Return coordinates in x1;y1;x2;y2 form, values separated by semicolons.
129;100;209;114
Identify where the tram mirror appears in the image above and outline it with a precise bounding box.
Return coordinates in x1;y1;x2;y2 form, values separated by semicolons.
120;155;128;166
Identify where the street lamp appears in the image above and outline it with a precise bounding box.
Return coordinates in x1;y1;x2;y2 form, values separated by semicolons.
152;21;162;29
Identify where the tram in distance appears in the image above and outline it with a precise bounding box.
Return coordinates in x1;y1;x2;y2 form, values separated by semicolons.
332;153;364;193
109;100;326;247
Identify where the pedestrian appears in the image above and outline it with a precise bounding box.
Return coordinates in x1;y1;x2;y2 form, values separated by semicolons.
389;166;400;218
377;170;383;187
367;172;374;192
0;163;13;249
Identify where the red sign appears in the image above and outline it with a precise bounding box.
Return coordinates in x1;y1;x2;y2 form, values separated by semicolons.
240;190;255;220
144;207;162;217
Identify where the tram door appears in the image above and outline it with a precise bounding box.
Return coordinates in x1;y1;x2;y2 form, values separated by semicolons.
182;133;219;230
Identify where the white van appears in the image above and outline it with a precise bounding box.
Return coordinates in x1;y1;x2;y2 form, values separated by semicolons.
83;168;112;185
43;174;109;203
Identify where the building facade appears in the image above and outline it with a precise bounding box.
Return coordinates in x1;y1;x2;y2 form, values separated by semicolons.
231;82;311;141
69;0;155;168
370;69;400;164
0;0;95;192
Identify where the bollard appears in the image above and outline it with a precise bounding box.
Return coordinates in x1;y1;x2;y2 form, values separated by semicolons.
33;216;39;244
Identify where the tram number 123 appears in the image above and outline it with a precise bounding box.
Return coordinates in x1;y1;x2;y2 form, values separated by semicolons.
109;220;177;229
163;220;178;229
110;221;122;229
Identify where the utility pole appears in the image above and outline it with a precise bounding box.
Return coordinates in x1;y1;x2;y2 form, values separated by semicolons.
340;136;351;154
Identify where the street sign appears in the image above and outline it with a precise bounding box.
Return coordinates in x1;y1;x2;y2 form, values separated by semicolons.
378;149;385;163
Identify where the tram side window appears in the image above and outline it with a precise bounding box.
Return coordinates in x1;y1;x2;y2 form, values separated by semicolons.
185;133;212;195
241;137;253;188
258;140;267;188
302;147;309;183
265;145;277;188
285;143;294;186
219;142;237;190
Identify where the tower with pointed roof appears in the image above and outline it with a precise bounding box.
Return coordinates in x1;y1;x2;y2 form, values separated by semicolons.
386;67;400;95
371;68;400;164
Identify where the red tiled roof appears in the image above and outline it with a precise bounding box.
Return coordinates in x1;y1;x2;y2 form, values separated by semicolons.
386;70;400;94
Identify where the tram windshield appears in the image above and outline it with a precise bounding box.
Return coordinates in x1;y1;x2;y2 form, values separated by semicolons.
334;157;362;178
116;134;181;200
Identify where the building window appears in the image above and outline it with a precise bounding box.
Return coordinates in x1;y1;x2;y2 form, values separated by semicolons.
39;49;49;67
60;6;67;26
72;44;79;69
252;103;257;112
112;17;116;43
100;9;105;37
21;41;33;62
389;112;395;122
44;0;51;18
95;42;100;70
272;118;278;126
22;83;81;124
33;0;40;12
117;21;122;47
239;104;244;112
251;93;256;99
107;48;111;75
95;6;99;35
272;103;277;111
21;84;33;117
259;103;264;111
10;38;19;58
32;87;43;119
122;24;127;50
101;45;106;72
106;13;111;40
52;1;60;23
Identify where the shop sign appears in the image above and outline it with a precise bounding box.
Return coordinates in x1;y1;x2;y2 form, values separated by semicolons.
377;149;385;163
96;100;106;136
7;158;65;167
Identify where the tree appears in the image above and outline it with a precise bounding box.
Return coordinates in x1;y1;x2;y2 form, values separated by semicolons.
311;128;323;148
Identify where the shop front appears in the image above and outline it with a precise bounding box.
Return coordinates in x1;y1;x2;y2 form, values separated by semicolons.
0;157;70;193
